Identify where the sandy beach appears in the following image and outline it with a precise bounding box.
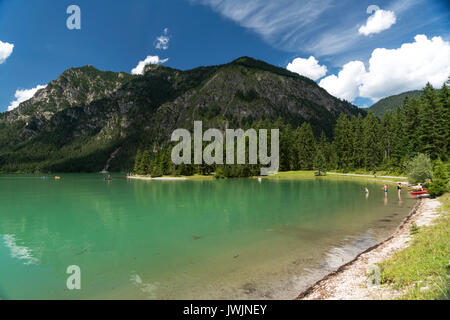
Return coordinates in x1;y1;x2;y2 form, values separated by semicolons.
297;198;443;300
127;176;188;181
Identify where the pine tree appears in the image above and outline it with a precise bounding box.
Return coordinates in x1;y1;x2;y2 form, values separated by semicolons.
297;122;316;170
280;124;294;171
151;164;164;178
352;114;364;168
291;127;301;170
314;131;328;175
396;98;417;159
381;111;397;164
438;83;449;160
334;113;354;170
133;149;142;174
362;112;382;169
419;83;443;159
314;148;327;176
140;150;152;175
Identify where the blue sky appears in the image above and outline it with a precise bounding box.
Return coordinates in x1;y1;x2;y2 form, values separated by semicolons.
0;0;449;112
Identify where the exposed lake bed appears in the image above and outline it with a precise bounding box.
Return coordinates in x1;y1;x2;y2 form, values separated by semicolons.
0;174;416;300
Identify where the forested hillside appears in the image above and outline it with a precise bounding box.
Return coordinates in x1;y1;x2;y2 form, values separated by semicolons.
134;82;449;178
369;90;422;118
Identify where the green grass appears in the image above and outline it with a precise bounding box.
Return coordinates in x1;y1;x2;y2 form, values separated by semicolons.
379;193;450;300
261;170;405;186
131;170;407;183
182;174;214;180
327;169;407;178
266;171;316;179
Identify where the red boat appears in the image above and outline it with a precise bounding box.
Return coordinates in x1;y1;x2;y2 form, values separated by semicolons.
410;190;428;195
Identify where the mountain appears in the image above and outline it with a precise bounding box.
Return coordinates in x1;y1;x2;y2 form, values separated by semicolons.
0;57;365;173
369;90;422;118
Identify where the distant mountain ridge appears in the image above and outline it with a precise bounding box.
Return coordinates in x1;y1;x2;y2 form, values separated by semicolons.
0;57;365;173
369;90;422;117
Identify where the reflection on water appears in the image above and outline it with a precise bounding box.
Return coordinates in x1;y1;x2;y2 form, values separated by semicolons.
0;175;415;299
2;235;39;265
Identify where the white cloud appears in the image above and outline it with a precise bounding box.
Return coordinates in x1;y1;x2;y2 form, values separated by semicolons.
190;0;339;53
131;56;169;75
319;61;366;101
155;28;170;50
0;40;14;64
286;56;327;80
359;8;396;36
359;35;450;101
191;0;420;57
8;85;47;111
319;35;450;102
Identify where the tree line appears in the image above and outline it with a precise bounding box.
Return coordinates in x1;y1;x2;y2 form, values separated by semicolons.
133;82;449;178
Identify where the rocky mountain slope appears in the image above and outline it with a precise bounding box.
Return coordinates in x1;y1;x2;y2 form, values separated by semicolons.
0;57;365;173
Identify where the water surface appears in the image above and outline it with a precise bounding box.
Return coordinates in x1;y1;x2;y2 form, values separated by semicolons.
0;175;415;299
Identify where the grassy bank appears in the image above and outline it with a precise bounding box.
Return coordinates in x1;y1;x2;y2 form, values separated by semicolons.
379;194;450;300
266;171;406;185
328;169;405;177
130;170;407;183
265;171;316;179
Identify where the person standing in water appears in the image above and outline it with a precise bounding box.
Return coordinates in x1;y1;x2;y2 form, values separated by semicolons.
365;187;369;199
383;184;388;197
397;183;403;201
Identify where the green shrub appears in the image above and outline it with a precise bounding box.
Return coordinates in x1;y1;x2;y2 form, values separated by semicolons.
428;159;449;198
407;154;433;184
428;179;448;198
433;158;449;181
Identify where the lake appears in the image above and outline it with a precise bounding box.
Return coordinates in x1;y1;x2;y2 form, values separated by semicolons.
0;175;415;299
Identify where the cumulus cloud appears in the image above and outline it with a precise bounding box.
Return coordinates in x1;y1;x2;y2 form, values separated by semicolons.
8;85;47;111
319;61;366;102
359;7;396;36
155;28;170;50
319;35;450;102
360;35;450;101
286;56;327;80
131;56;169;75
0;40;14;64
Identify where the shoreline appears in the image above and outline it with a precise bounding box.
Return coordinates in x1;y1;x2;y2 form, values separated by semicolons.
127;175;188;181
126;171;407;183
296;198;443;300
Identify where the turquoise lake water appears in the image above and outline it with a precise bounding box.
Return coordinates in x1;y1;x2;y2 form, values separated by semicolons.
0;175;415;299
